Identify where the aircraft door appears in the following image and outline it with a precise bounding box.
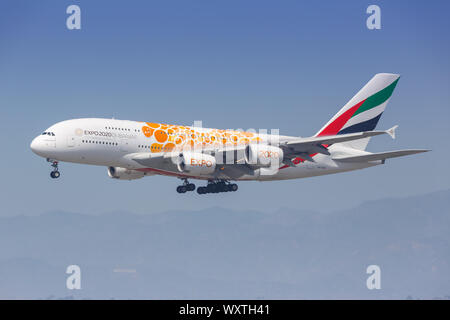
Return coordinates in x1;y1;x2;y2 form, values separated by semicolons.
67;136;76;147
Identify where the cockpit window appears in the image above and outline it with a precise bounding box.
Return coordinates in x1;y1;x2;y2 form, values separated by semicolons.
41;132;55;136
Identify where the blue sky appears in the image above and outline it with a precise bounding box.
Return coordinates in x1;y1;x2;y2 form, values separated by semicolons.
0;0;449;216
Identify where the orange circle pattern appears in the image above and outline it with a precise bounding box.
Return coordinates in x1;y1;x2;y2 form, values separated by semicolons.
140;122;259;153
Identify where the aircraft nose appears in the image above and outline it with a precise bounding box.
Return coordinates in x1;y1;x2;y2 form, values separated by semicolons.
30;136;42;155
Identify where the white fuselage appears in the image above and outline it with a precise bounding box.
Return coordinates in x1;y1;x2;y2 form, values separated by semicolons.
30;118;378;181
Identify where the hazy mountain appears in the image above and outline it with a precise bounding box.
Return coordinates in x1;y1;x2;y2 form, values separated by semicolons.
0;190;449;299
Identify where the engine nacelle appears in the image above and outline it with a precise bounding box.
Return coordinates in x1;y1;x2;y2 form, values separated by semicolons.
177;152;216;175
244;144;284;167
107;167;145;180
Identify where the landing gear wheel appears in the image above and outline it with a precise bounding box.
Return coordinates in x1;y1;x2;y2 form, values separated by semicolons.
176;179;195;193
197;187;206;194
196;180;239;195
207;184;215;193
50;171;60;179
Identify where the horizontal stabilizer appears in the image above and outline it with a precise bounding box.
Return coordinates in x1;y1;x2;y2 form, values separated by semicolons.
333;149;429;163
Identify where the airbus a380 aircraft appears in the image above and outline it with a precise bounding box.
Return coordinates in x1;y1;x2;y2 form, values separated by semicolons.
31;73;428;194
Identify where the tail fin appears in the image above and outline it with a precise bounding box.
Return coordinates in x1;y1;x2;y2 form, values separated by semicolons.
315;73;400;150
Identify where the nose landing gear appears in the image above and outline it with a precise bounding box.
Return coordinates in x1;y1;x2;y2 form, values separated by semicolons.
176;178;196;193
196;180;238;194
48;159;61;179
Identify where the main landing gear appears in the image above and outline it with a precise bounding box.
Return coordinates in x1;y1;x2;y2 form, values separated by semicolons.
176;179;238;194
197;180;238;195
176;178;196;193
48;159;61;179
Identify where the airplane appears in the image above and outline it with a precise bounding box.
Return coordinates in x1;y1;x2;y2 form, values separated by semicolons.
30;73;428;194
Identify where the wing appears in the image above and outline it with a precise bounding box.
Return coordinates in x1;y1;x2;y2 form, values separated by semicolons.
279;126;398;162
131;151;171;167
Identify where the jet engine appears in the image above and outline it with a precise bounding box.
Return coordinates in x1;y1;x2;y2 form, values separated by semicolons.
177;152;216;175
244;144;284;167
107;167;145;180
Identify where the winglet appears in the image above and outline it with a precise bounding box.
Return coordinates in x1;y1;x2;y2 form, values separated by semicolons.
386;125;398;139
